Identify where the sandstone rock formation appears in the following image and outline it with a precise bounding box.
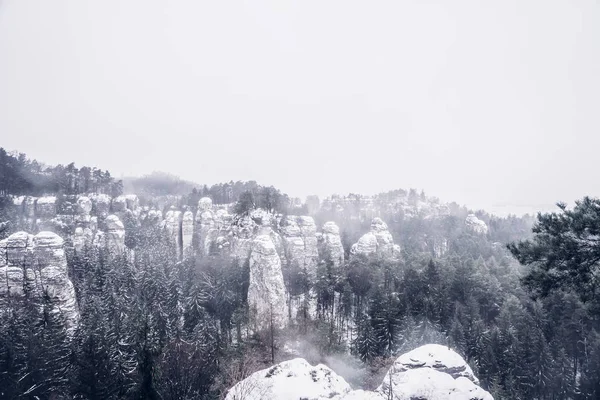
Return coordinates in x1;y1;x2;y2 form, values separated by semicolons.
350;218;400;260
0;231;79;331
280;215;319;279
225;344;493;400
319;221;345;269
181;210;194;256
105;214;125;255
195;197;215;257
465;214;489;235
248;233;287;332
90;193;111;218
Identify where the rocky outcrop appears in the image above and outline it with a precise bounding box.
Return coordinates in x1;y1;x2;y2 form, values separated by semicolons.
90;194;111;218
195;197;215;257
319;221;344;269
248;233;287;332
465;214;489;235
224;358;352;400
231;215;257;260
181;210;194;256
105;215;125;255
280;215;319;279
350;218;400;260
225;345;493;400
0;231;79;331
36;196;57;219
164;207;182;257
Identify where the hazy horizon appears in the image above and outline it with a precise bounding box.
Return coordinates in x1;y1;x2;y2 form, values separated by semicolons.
1;1;598;217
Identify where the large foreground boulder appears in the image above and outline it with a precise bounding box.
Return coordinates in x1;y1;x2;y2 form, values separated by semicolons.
224;358;352;400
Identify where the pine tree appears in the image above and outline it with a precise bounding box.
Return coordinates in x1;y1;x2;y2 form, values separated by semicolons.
353;313;377;362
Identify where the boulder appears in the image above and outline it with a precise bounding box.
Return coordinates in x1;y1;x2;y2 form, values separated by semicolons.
224;358;352;400
377;344;493;400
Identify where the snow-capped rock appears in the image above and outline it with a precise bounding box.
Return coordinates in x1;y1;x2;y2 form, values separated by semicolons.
105;214;125;255
350;218;401;260
195;198;216;257
90;193;111;218
181;210;194;256
320;221;345;269
376;344;493;400
76;196;92;215
112;195;128;213
465;214;488;235
224;358;352;400
36;196;57;219
280;215;319;279
248;233;287;332
164;207;182;257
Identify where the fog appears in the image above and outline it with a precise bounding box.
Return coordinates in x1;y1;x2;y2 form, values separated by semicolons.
1;0;599;215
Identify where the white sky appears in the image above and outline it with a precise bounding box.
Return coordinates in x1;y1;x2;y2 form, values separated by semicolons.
1;0;599;215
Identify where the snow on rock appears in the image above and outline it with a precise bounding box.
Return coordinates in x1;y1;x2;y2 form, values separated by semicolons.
390;343;477;382
73;226;93;253
76;196;93;215
231;215;257;260
195;198;215;257
224;358;352;400
164;207;182;257
0;231;79;331
105;214;125;256
181;210;194;256
465;214;489;235
36;196;57;219
248;233;287;332
225;345;493;400
350;218;401;260
124;194;139;212
280;215;319;279
376;344;493;400
319;221;345;269
90;194;111;218
112;196;128;213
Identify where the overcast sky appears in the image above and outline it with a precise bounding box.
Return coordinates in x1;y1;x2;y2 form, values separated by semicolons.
1;1;599;215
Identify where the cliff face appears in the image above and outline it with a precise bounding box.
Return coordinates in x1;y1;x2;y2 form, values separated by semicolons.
318;221;344;269
224;344;494;400
248;232;287;332
0;231;79;331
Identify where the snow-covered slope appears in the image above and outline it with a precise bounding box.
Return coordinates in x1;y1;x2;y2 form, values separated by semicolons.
225;344;494;400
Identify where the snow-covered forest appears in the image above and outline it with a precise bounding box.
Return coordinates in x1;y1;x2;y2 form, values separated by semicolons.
1;149;599;399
